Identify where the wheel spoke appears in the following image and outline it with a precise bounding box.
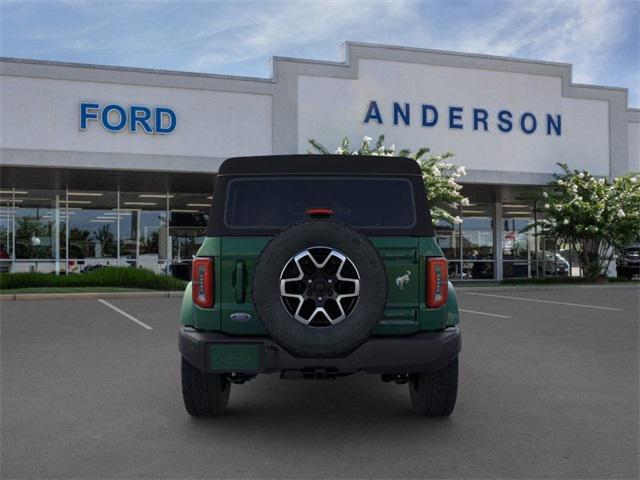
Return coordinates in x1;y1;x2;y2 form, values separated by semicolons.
280;246;360;327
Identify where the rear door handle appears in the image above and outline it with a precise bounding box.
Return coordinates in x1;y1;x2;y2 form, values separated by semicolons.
234;261;245;303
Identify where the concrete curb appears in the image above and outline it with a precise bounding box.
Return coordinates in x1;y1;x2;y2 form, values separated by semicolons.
0;291;185;301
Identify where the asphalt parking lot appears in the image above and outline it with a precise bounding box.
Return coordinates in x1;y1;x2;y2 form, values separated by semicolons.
1;286;638;479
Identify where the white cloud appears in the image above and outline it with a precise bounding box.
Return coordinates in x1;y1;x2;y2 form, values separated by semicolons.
428;0;630;86
184;0;419;72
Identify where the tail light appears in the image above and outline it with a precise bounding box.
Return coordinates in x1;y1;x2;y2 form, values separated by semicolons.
192;257;214;308
426;257;448;308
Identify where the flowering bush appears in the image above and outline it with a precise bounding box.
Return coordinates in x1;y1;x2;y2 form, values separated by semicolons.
534;163;640;280
308;135;469;224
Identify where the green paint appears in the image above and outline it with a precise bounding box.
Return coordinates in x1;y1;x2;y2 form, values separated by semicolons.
209;344;261;372
187;235;455;335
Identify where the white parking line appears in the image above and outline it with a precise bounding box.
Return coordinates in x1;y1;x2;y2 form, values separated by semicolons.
97;299;153;330
465;292;621;311
459;308;511;319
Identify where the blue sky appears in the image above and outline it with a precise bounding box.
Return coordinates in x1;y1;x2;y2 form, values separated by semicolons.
1;0;638;106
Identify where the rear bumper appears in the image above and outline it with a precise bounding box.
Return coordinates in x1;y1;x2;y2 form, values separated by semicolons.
179;327;461;375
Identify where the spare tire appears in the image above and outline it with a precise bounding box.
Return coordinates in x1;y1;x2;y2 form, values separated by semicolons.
253;219;387;358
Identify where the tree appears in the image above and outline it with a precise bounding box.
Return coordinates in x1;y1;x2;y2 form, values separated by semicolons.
308;135;469;224
15;216;49;258
92;225;116;257
533;163;640;280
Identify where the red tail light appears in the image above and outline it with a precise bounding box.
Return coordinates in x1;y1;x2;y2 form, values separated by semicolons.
426;257;448;308
306;207;335;217
192;257;214;308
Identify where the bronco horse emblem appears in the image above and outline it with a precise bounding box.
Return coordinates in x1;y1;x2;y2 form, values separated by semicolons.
395;271;412;290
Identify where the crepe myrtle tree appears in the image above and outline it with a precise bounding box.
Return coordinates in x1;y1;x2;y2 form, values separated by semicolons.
308;135;469;225
533;163;640;280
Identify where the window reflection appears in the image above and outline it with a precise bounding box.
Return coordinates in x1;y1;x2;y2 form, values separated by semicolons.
119;193;169;273
66;191;118;272
0;196;14;272
169;193;211;280
14;190;62;263
461;204;494;279
502;203;535;278
434;207;462;279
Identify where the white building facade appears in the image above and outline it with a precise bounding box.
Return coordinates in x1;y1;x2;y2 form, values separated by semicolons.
1;42;638;279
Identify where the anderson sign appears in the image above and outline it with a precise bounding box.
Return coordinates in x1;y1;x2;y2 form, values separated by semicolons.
363;100;562;136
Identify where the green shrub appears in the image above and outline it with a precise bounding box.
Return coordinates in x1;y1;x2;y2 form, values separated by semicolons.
0;267;186;291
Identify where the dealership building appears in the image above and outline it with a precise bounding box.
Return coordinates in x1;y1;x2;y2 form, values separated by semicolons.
1;42;638;280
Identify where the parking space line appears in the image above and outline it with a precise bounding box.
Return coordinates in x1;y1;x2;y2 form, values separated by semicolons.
97;299;153;330
459;308;511;318
465;292;621;311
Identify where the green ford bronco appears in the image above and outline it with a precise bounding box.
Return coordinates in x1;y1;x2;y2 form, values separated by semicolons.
179;155;460;416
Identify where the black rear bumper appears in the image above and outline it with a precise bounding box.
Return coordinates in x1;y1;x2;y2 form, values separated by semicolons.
179;327;461;375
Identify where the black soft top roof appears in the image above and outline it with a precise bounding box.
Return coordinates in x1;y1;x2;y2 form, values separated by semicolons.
218;155;422;176
208;154;432;237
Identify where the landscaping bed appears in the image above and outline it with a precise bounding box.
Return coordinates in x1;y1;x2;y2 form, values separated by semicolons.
0;267;187;291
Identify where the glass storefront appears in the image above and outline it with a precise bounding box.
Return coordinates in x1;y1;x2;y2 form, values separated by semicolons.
0;186;574;280
435;203;495;280
434;200;572;280
0;188;209;275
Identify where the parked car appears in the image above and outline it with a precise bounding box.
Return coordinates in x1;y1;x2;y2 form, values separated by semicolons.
617;243;640;280
537;251;570;276
179;155;461;417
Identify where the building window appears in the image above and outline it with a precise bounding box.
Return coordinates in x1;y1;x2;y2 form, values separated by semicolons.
66;190;118;272
502;202;536;278
461;203;494;279
119;192;170;273
13;189;66;272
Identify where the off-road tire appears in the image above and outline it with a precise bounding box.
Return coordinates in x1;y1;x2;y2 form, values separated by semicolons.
409;357;458;416
181;357;230;416
253;219;387;358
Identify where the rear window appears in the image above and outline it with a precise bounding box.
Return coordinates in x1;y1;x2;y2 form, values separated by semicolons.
224;176;416;229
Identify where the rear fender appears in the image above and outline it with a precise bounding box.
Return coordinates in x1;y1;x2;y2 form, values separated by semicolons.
180;282;194;326
445;281;459;326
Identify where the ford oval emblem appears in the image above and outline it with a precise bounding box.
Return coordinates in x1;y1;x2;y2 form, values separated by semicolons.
230;312;251;322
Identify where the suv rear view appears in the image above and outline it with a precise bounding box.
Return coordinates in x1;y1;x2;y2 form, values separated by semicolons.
179;155;461;416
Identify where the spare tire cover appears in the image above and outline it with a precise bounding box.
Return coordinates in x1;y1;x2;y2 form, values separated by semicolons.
253;219;387;358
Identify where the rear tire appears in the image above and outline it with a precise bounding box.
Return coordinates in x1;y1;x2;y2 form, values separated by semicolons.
409;357;458;416
181;357;230;416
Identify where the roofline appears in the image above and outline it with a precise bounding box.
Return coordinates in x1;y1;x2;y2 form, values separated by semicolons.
1;40;636;109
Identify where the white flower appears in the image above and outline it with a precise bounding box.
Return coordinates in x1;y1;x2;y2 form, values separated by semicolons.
544;203;550;209
576;196;582;201
563;219;569;225
461;197;470;206
335;147;344;154
456;166;467;176
542;191;548;198
557;179;564;185
598;178;605;184
618;208;626;218
572;185;578;193
453;216;462;224
363;136;372;143
631;176;638;183
578;172;584;178
555;205;562;211
351;151;359;155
